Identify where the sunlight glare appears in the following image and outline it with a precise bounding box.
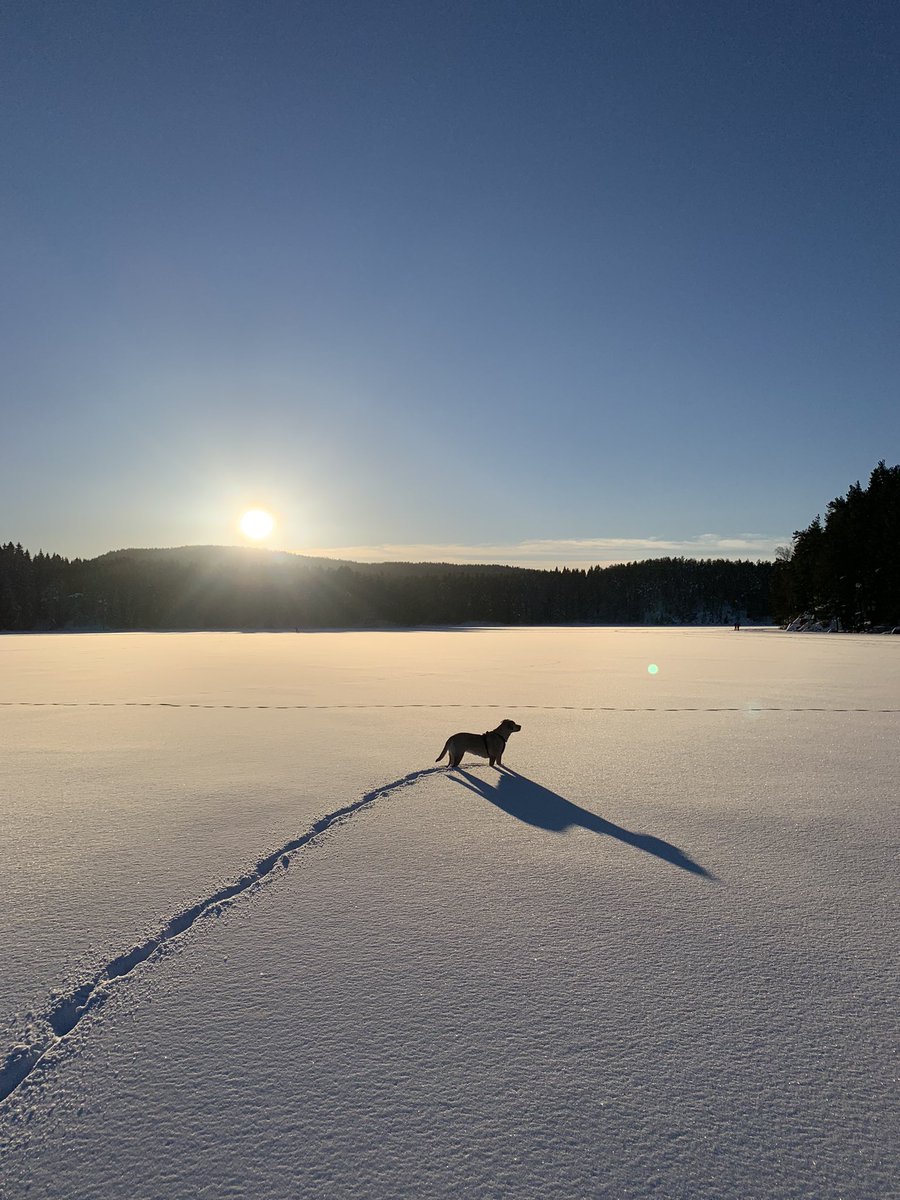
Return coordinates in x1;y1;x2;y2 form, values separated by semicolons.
239;508;275;540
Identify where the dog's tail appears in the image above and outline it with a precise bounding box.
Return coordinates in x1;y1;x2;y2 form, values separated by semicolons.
435;740;450;763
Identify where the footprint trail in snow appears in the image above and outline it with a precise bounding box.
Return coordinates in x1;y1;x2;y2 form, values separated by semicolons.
0;768;439;1108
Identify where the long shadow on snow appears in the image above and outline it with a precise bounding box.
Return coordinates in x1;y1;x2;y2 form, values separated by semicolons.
453;768;716;880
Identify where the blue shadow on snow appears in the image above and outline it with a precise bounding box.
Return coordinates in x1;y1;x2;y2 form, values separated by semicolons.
452;768;716;880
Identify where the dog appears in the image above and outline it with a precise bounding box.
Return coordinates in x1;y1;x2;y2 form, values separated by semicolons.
435;718;522;769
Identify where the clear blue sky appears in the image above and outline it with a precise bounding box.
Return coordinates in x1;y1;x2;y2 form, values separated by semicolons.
2;1;898;565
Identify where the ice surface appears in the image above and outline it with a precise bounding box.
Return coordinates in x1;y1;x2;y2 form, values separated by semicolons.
1;629;897;1198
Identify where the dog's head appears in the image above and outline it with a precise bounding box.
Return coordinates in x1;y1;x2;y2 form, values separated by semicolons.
499;718;522;734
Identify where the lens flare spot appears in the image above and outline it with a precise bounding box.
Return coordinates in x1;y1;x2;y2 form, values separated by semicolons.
648;664;659;675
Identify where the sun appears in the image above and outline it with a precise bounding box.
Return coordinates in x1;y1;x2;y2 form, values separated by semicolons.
239;508;275;540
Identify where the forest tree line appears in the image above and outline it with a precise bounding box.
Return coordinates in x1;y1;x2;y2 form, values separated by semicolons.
0;544;772;631
771;460;900;631
3;461;895;632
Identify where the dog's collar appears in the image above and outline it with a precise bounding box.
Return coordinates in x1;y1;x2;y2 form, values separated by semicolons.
484;729;509;745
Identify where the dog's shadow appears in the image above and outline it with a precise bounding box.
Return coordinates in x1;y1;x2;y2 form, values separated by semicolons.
452;768;716;880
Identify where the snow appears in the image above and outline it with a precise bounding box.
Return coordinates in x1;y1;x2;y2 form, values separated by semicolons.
1;628;897;1198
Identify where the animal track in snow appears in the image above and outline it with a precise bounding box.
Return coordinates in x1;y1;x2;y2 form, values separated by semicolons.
0;768;438;1108
2;701;897;713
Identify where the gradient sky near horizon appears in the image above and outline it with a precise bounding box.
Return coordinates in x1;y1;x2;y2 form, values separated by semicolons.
3;1;898;567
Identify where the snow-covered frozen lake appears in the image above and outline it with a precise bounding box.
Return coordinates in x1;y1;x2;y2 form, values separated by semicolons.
1;628;897;1198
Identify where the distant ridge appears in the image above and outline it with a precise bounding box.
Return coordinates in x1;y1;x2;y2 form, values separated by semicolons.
1;541;773;630
87;544;350;569
87;545;526;573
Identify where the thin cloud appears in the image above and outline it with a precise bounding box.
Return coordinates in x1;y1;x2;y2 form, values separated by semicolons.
299;534;789;569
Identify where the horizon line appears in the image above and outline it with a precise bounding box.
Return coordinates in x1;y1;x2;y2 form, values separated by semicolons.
9;532;790;569
292;533;788;569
